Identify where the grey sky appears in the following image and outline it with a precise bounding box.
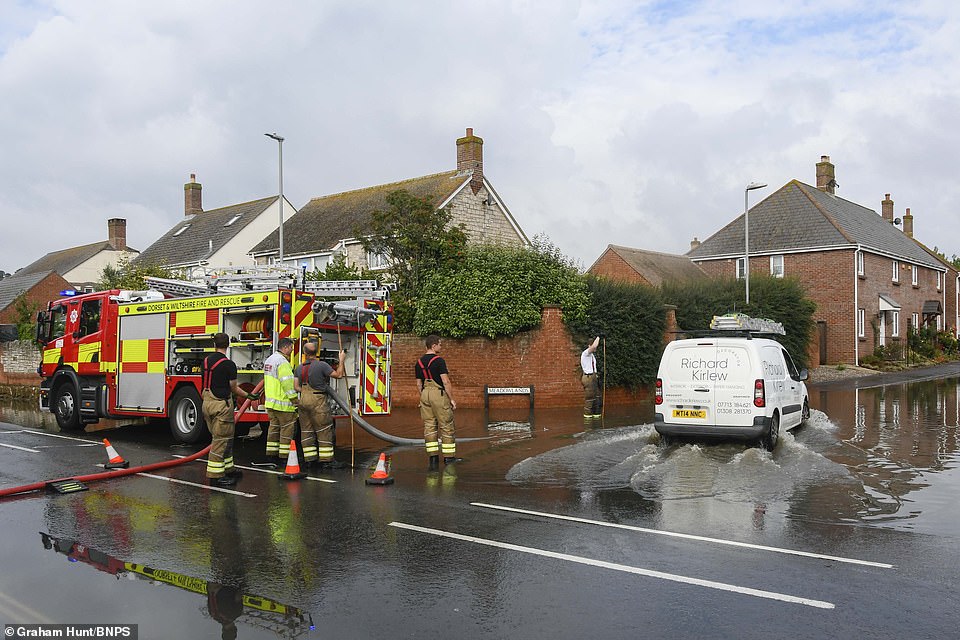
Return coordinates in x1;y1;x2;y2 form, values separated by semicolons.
2;1;958;274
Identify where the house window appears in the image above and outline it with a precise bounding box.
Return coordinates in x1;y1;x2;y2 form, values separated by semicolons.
770;255;784;278
937;272;943;291
367;251;389;270
937;315;942;331
892;310;900;337
172;224;190;237
858;308;865;338
736;257;746;280
912;312;919;330
224;214;242;227
911;265;918;286
892;260;899;283
857;251;864;276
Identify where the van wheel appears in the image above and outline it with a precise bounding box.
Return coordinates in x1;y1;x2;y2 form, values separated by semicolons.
53;382;83;431
800;400;810;426
169;387;208;444
763;413;780;452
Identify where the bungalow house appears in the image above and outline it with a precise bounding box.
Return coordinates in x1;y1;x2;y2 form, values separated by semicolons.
688;156;956;367
588;245;707;287
134;174;294;275
249;128;530;270
16;219;137;292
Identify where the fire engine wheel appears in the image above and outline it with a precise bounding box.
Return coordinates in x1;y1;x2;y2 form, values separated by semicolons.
169;387;208;444
53;383;82;431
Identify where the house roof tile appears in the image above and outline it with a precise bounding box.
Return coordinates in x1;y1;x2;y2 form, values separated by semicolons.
592;245;707;286
250;171;468;256
18;242;131;277
0;270;56;311
687;180;944;270
135;197;277;267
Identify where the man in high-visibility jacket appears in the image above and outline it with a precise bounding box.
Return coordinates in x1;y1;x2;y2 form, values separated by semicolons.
264;337;298;462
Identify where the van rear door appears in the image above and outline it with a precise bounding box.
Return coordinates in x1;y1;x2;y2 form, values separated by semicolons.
713;342;757;427
661;341;719;427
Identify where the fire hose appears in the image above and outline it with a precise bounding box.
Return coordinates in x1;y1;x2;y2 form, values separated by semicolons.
0;382;263;499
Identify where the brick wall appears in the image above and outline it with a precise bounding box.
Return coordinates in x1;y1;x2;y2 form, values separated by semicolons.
589;250;651;285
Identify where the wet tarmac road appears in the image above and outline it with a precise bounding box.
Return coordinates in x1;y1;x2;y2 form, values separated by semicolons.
1;376;959;639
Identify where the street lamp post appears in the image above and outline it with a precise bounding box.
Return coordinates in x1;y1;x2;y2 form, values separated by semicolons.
265;132;285;266
744;181;767;305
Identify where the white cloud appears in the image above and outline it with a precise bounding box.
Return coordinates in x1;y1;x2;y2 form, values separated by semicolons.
1;0;959;275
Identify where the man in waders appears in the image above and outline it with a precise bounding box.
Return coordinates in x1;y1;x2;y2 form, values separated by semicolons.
202;332;259;487
294;340;346;469
581;336;601;418
415;334;459;470
264;337;298;464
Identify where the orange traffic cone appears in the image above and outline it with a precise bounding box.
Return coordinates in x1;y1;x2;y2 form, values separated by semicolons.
365;452;394;485
102;439;129;469
281;440;307;480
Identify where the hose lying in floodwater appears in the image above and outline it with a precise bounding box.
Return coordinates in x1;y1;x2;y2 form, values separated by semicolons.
327;386;489;446
0;382;263;500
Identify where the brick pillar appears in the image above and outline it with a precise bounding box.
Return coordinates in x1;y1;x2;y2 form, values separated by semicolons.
663;304;678;345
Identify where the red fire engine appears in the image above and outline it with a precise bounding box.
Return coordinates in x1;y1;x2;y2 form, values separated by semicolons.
35;269;393;443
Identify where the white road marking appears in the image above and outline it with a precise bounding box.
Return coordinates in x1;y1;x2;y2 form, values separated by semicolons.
472;502;893;569
135;472;257;497
0;429;26;435
22;429;99;444
389;521;835;609
173;455;337;483
0;442;40;453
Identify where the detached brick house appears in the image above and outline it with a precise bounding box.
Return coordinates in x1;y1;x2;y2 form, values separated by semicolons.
249;128;530;270
688;156;957;367
0;270;71;324
17;219;138;292
134;174;294;273
588;245;706;286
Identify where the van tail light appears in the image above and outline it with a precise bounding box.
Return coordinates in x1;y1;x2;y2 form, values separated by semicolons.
753;379;766;407
655;379;663;405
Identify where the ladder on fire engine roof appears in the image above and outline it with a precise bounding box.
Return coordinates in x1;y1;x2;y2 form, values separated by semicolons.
143;267;392;299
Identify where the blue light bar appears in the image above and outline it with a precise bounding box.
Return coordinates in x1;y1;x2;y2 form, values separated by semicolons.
59;289;78;296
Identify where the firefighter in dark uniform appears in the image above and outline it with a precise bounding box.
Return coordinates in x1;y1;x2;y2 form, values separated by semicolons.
415;334;459;469
202;332;259;487
294;341;346;468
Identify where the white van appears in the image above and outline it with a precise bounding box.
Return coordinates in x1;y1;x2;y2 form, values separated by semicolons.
653;326;809;450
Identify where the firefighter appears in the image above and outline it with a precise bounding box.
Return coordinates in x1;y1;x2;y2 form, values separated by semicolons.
580;335;601;418
263;337;298;463
294;341;347;469
415;334;459;469
202;332;259;487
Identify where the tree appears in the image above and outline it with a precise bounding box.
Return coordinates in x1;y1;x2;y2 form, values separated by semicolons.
355;189;468;331
98;258;178;290
11;292;40;341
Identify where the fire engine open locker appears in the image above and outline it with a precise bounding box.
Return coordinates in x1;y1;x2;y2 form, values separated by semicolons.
36;271;393;443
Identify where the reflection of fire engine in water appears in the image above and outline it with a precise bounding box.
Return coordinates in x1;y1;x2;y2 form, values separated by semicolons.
35;267;393;443
39;532;314;638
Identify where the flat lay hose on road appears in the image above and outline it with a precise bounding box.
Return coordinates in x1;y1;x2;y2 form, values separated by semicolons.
0;382;263;499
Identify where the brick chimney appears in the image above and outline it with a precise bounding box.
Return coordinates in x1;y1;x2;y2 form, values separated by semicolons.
881;193;894;223
690;237;701;251
107;218;126;250
816;155;836;194
456;128;484;194
903;207;913;238
184;173;202;216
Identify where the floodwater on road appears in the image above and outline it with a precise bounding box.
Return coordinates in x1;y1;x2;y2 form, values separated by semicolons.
1;372;958;638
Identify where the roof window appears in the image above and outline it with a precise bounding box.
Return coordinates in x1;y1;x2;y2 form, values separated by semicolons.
172;224;190;237
224;214;243;227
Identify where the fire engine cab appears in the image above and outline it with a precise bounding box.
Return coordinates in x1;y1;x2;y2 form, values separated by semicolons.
35;268;393;443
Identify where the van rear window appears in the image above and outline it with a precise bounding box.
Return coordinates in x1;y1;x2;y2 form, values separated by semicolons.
665;344;752;383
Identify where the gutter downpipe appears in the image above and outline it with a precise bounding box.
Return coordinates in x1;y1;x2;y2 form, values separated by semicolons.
854;246;861;366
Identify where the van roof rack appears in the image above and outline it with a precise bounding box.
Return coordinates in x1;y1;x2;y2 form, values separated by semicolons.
709;313;785;335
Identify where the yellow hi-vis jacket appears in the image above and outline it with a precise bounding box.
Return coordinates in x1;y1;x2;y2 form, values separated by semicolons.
264;352;297;412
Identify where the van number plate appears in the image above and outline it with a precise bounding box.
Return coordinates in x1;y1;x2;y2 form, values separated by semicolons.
672;409;706;419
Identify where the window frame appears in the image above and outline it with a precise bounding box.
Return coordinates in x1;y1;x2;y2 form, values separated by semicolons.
892;260;899;283
857;251;864;276
892;310;900;337
736;257;746;280
770;254;784;278
911;265;918;286
858;308;865;338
